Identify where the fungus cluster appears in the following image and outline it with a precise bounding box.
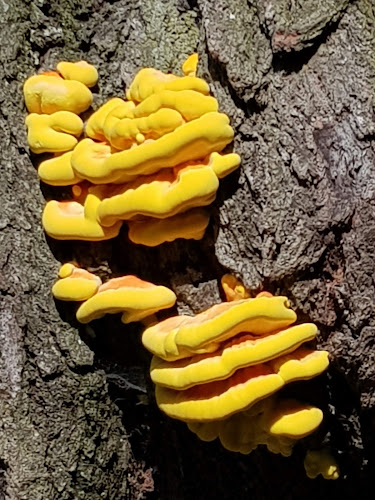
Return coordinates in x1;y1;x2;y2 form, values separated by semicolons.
24;59;334;477
141;275;330;457
24;56;240;246
52;264;177;325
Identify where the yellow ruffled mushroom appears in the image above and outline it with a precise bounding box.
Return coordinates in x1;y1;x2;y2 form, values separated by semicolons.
155;352;328;423
26;112;83;154
57;61;98;88
155;364;284;422
42;186;122;241
104;108;184;150
75;275;177;324
97;152;240;227
85;98;128;141
127;209;210;246
142;296;297;361
97;163;219;227
37;151;81;186
23;72;93;114
132;90;218;121
194;397;324;457
71;139;112;180
72;111;235;184
265;399;323;439
52;263;102;301
126;67;209;102
149;327;322;390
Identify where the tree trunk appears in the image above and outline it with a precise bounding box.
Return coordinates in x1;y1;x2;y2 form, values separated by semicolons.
0;0;373;498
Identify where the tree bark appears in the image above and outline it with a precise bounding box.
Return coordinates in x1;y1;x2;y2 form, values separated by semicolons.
0;0;373;498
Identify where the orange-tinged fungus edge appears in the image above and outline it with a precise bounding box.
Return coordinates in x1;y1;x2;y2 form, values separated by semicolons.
52;263;102;301
150;325;319;389
75;276;177;324
142;296;297;361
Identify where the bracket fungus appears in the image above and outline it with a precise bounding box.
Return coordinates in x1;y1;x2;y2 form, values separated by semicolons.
42;186;122;241
52;263;102;301
142;296;297;361
75;275;176;324
38;151;81;186
141;276;330;470
127;209;210;247
24;58;332;477
56;61;98;88
26;112;83;154
23;72;93;114
26;56;241;245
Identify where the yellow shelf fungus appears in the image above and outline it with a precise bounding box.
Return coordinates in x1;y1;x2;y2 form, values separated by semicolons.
104;108;184;150
304;449;340;480
75;275;177;324
52;263;102;301
142;275;330;468
38;151;81;186
127;209;210;246
56;61;99;88
42;186;122;241
155;351;327;423
188;397;323;457
97;163;219;227
149;326;321;390
132;90;218;121
85;98;128;141
23;72;93;115
72;111;235;184
26;56;241;244
266;399;323;439
142;296;297;361
155;364;284;422
26;112;83;154
71;139;112;180
96;153;241;227
126;67;209;102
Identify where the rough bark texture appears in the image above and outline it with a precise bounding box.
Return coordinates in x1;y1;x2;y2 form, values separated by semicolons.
0;0;374;498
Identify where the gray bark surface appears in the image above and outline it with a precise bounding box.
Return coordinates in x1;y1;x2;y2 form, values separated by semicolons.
0;0;373;498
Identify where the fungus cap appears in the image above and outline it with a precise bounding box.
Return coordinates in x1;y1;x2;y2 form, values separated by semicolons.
71;139;112;181
142;296;297;361
132;90;218;121
42;186;122;241
265;399;323;439
149;324;319;389
155;364;284;422
97;163;219;227
126;67;209;102
26;112;83;154
75;275;177;324
105;108;184;150
127;209;210;247
72;112;234;184
37;151;81;186
57;61;98;87
268;347;329;383
85;98;127;141
23;73;93;114
52;263;102;301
